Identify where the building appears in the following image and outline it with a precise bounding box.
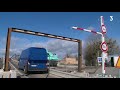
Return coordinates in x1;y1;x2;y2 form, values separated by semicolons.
60;57;78;65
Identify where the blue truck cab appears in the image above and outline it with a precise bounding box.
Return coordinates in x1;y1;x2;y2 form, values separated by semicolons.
18;47;49;74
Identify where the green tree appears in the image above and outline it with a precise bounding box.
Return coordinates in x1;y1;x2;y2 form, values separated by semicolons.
84;34;120;66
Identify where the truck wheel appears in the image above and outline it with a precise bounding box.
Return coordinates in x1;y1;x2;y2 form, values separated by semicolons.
24;66;28;74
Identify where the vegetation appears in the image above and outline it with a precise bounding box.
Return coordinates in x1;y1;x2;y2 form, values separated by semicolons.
84;34;120;66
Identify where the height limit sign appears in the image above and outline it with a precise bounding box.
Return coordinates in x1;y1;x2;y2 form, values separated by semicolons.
100;42;108;52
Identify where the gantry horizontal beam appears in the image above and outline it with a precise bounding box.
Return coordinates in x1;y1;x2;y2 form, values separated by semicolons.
11;28;81;42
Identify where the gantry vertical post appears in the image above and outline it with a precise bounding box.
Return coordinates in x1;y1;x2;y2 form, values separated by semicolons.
78;40;82;72
4;28;12;71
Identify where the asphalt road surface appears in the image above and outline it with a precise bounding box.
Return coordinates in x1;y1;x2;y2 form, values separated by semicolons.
1;59;119;78
10;60;61;78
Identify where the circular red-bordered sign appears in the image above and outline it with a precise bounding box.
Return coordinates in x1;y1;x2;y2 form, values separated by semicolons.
101;25;107;34
100;42;108;52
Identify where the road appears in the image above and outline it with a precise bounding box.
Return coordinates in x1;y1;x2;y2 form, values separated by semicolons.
10;60;62;78
52;65;120;78
92;67;119;77
1;59;119;78
1;59;78;78
10;60;87;78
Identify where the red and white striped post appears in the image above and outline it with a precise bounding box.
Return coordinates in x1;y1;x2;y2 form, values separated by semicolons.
72;16;108;75
100;16;108;75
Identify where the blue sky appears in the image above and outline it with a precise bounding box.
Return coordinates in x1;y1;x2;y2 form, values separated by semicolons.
0;12;120;59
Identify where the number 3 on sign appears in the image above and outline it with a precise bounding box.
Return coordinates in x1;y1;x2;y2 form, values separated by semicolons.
110;16;113;21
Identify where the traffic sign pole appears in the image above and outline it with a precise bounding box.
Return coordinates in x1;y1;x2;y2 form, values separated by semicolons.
72;16;108;76
101;16;107;76
101;34;105;75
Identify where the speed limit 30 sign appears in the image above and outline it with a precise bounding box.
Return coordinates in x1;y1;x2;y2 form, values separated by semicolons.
100;42;108;52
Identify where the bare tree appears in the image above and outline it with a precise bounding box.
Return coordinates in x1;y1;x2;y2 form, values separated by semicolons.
84;34;120;66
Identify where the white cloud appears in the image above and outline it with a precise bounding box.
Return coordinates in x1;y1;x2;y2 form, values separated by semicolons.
82;40;85;47
0;36;31;57
10;48;21;54
46;39;78;59
0;36;79;59
0;49;5;54
25;42;47;48
0;49;5;57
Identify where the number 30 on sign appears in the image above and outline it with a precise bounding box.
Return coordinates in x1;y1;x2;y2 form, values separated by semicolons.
100;42;108;52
